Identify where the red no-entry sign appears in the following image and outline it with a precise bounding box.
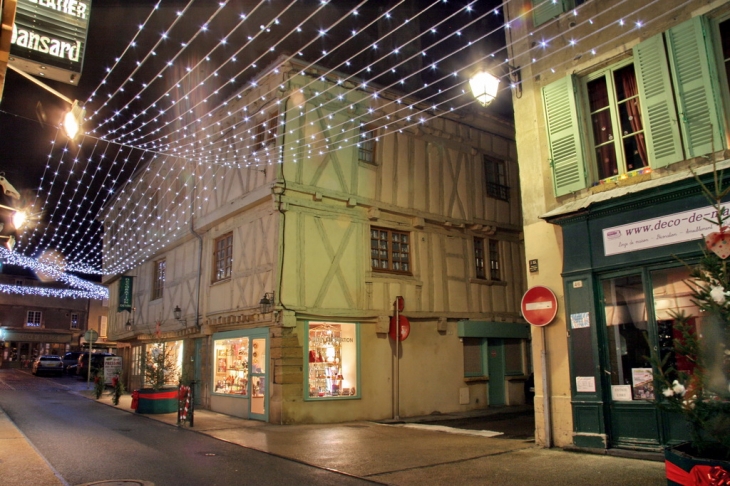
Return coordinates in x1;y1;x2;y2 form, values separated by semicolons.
521;286;558;326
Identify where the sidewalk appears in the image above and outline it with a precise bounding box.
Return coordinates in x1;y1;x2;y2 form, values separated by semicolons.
1;381;668;485
0;406;64;486
86;388;667;485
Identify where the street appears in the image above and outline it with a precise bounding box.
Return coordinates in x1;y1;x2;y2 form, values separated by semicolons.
0;369;374;486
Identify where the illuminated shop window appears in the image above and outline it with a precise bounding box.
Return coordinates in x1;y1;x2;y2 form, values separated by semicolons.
212;336;268;397
306;322;359;400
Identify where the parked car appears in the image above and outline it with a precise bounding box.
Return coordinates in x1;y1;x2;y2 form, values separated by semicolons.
62;351;83;373
32;355;64;376
76;352;117;378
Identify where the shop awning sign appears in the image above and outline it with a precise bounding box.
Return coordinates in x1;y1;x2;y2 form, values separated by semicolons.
602;203;730;256
118;276;133;312
9;0;92;85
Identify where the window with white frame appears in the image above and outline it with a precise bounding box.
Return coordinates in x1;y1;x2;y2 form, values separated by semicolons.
27;311;42;327
585;62;647;180
213;232;233;282
70;314;79;329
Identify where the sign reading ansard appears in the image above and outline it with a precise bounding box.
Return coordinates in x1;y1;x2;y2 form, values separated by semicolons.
9;0;91;85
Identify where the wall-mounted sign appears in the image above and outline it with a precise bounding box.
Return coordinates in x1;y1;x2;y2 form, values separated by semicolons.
528;259;539;273
9;0;91;85
602;202;730;256
118;276;133;312
521;286;558;326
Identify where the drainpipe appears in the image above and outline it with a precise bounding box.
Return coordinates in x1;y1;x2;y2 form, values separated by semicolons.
190;182;203;329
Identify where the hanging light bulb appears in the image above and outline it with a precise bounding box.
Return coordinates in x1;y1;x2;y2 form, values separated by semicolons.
469;70;500;107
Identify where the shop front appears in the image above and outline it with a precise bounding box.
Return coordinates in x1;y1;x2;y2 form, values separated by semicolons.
548;174;723;451
1;330;73;368
211;328;269;420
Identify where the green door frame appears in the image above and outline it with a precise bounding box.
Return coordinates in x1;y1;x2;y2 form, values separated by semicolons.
212;328;269;421
487;339;506;406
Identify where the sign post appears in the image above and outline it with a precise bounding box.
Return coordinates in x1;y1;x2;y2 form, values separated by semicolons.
84;329;98;388
521;286;558;448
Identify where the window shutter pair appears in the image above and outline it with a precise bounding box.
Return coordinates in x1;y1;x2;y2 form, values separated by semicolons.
543;16;725;197
532;0;565;27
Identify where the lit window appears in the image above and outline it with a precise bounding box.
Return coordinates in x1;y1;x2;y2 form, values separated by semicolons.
27;311;42;327
70;314;79;330
213;233;233;282
152;259;166;300
370;227;410;274
306;322;359;399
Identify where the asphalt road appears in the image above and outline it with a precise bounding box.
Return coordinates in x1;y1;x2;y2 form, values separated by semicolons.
0;370;374;486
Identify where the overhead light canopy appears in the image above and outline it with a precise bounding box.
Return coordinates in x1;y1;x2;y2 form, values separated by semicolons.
469;70;500;107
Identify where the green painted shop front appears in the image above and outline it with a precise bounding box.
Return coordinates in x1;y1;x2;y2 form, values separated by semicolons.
546;171;729;451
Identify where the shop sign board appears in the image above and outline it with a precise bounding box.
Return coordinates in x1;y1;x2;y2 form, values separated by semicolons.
9;0;92;85
602;202;730;256
103;356;122;385
118;276;133;312
521;286;558;326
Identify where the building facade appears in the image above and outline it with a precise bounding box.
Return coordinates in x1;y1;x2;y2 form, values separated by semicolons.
506;0;730;450
0;269;109;367
103;58;529;424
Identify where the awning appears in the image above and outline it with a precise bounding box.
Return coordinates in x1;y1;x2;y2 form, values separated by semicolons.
457;320;530;339
1;329;73;344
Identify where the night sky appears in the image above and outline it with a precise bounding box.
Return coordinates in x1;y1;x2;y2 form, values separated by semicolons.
0;0;510;276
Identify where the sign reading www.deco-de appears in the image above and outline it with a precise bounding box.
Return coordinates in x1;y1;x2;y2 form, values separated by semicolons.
9;0;91;85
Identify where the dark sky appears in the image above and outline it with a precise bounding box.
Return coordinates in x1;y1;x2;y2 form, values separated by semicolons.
0;0;510;274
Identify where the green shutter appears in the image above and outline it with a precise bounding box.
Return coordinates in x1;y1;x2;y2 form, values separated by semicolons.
633;34;684;169
666;16;725;157
543;76;587;196
532;0;565;27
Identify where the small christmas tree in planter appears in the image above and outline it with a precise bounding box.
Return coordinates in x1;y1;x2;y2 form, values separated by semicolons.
653;164;730;484
133;327;181;414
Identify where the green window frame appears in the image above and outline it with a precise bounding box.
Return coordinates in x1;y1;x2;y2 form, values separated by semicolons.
304;321;361;401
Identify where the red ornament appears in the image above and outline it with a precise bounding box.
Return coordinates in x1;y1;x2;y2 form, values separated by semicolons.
706;228;730;259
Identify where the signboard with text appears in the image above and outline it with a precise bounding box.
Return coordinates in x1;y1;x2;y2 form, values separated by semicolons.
9;0;92;85
118;276;133;312
602;203;729;256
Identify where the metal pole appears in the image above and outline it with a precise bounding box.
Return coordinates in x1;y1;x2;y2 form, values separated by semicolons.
394;297;400;420
87;337;93;389
7;64;74;105
541;326;552;448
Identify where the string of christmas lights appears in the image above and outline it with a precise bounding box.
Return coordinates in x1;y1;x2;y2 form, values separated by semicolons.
5;0;682;283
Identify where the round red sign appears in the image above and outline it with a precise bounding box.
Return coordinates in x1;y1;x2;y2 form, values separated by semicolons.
389;315;410;341
521;286;558;327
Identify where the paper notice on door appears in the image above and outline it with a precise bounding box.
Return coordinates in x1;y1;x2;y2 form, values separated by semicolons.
612;385;633;401
576;376;596;392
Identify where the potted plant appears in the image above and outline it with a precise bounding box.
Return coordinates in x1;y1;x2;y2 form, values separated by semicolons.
653;166;730;485
133;341;180;414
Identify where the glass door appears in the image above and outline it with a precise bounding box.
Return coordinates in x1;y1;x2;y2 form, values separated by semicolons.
249;337;267;419
600;266;697;449
601;272;661;448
